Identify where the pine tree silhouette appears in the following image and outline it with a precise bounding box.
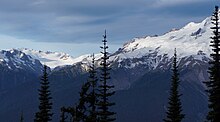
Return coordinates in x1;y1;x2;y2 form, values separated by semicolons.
61;80;91;122
60;107;68;122
76;82;91;121
34;65;53;122
59;32;115;122
60;55;98;122
60;107;76;122
163;49;184;122
204;6;220;122
96;30;116;122
86;54;98;122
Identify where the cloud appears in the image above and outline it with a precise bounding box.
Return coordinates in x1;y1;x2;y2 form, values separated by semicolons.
153;0;208;7
152;0;218;18
0;0;152;42
0;0;217;46
0;34;120;56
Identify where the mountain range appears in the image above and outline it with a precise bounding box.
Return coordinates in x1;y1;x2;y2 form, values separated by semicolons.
0;16;214;122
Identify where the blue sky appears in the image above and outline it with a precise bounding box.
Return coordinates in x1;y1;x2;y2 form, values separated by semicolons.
0;0;218;57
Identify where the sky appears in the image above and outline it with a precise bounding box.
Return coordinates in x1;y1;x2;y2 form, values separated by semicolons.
0;0;218;57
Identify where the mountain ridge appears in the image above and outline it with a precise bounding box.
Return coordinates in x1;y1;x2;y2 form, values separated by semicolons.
0;16;215;122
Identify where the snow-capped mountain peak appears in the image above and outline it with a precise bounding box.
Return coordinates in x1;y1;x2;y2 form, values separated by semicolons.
18;48;77;68
0;49;42;72
18;48;102;68
106;17;213;70
0;17;213;70
118;17;212;59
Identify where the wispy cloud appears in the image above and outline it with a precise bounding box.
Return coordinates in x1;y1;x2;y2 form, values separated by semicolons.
153;0;208;7
0;34;120;56
0;0;217;56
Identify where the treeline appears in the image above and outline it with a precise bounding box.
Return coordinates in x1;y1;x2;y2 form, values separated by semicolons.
20;6;220;122
33;31;115;122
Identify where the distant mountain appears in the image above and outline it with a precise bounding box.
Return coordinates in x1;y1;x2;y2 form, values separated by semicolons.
49;16;212;121
110;17;211;66
19;48;104;69
0;49;43;90
17;16;212;70
0;49;42;71
0;16;214;122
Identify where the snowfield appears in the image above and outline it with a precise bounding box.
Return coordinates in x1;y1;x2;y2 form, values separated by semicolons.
0;16;213;70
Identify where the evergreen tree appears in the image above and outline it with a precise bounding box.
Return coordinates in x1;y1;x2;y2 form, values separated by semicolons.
62;82;91;122
163;49;184;122
96;30;116;122
75;82;91;121
204;6;220;122
86;54;98;122
60;107;76;122
34;65;53;122
63;54;99;122
59;32;114;122
60;107;67;122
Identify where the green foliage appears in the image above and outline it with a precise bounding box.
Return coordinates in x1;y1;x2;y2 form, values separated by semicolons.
34;65;53;122
163;49;184;122
204;6;220;122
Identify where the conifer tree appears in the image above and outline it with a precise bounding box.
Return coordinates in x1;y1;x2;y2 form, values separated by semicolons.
86;54;98;122
60;107;67;122
60;55;98;122
60;107;76;122
96;30;116;122
163;49;184;122
75;82;91;121
62;82;91;122
204;6;220;121
34;65;53;122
